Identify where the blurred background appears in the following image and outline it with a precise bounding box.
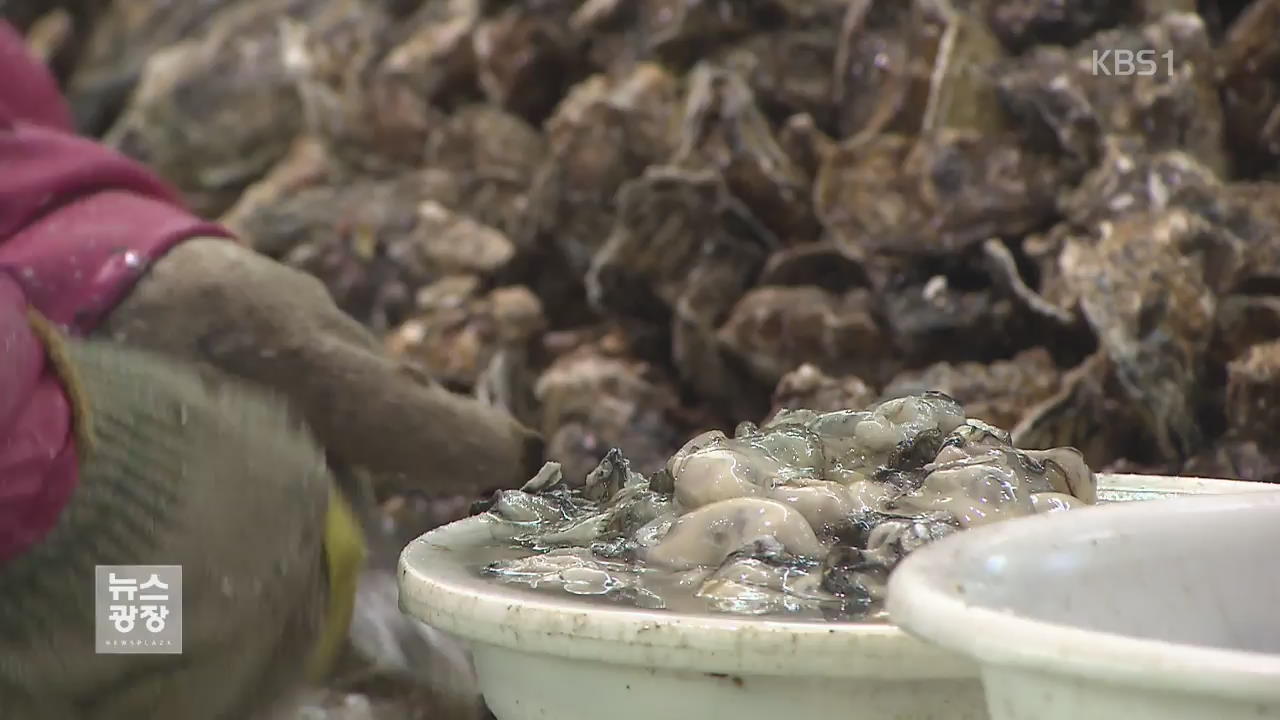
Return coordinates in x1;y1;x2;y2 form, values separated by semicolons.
5;0;1279;716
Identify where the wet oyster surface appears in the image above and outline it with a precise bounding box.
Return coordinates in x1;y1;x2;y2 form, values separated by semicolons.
473;392;1095;621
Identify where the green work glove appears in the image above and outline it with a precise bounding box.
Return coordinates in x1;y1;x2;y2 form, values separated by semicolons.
99;238;545;500
0;319;364;720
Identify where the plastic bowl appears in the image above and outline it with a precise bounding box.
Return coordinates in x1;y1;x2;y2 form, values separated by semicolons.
398;474;1279;720
888;489;1280;720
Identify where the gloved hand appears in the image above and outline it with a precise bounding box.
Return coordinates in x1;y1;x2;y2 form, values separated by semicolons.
0;312;365;720
97;237;544;501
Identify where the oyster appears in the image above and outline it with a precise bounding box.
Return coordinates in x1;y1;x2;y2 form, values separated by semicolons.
1218;0;1280;176
282;0;450;174
225;171;479;331
875;256;1033;368
633;0;766;65
102;0;324;217
1225;340;1280;443
815;130;1066;258
1057;138;1224;231
64;0;251;135
477;394;1095;620
695;538;833;617
533;340;689;484
834;0;1009;141
673;63;817;244
386;281;545;395
771;365;877;417
422;104;546;236
586;166;777;418
522;64;680;277
719;28;840;132
880;347;1062;431
995;11;1227;173
717;286;893;387
1183;439;1280;483
1060;208;1243;461
987;0;1134;53
1212;295;1280;371
473;1;580;124
1013;351;1159;468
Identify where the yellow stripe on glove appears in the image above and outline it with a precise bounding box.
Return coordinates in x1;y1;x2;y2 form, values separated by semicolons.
306;485;367;682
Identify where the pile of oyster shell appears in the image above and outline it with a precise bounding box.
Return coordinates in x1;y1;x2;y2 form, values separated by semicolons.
29;0;1280;498
476;392;1094;620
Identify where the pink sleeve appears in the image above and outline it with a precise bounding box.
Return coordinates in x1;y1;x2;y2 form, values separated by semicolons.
0;274;79;565
0;20;229;565
0;20;233;334
0;20;75;132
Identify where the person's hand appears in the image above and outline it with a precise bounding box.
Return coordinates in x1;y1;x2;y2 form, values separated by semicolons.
97;237;545;499
0;311;364;719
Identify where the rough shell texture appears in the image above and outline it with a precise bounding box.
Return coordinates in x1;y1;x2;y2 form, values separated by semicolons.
1225;340;1280;442
771;364;878;416
718;286;892;386
534;342;691;483
881;347;1062;431
386;280;545;396
1061;208;1240;460
102;0;324;217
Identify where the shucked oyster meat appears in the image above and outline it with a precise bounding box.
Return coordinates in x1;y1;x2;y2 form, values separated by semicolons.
475;393;1095;621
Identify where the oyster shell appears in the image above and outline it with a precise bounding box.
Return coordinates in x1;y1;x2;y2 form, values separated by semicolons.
771;365;877;416
987;0;1134;53
473;1;580;124
423;105;546;236
1183;439;1280;483
386;281;545;396
534;343;689;483
717;286;892;387
226;171;481;330
673;62;817;243
282;0;450;174
522;64;680;277
1218;0;1280;176
881;347;1062;431
815;130;1066;258
1225;339;1280;443
1212;295;1280;371
1013;351;1157;467
64;0;250;135
586;166;777;416
103;0;324;217
995;11;1227;173
1060;208;1243;460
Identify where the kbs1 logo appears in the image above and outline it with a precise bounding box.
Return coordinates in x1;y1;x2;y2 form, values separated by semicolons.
1091;49;1175;76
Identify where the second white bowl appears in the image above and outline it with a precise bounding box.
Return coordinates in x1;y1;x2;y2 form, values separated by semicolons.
888;489;1280;720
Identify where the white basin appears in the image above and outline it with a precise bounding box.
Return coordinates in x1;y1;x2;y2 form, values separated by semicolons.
888;488;1280;720
398;474;1279;720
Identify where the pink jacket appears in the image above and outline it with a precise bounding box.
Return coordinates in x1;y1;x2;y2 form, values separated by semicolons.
0;21;230;564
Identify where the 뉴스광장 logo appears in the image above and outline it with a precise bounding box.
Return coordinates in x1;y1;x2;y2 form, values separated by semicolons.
95;565;183;654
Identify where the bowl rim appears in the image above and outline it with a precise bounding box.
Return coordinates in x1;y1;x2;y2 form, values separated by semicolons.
887;490;1280;701
399;511;975;679
398;473;1278;680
